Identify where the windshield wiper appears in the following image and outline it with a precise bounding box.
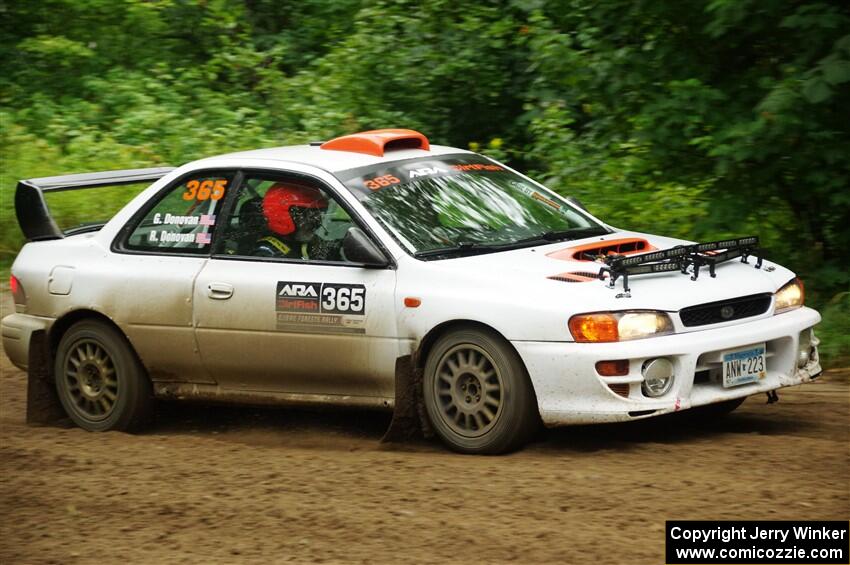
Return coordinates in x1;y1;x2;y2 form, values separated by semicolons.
513;226;611;245
414;241;485;258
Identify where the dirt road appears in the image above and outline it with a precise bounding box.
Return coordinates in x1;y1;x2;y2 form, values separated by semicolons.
1;289;847;564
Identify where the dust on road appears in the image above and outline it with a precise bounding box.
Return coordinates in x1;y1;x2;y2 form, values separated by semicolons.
1;289;847;564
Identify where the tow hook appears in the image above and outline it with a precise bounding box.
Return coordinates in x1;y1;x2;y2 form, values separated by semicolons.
766;390;779;404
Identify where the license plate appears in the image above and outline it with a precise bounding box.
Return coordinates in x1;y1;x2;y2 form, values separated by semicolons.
722;344;766;388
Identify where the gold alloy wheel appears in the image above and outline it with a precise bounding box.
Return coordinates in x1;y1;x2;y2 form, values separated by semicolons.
63;339;119;421
433;344;504;438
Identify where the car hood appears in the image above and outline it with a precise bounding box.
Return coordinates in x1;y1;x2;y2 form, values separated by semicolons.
420;230;795;312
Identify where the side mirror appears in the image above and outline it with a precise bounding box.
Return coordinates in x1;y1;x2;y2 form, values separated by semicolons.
342;227;390;268
566;196;588;211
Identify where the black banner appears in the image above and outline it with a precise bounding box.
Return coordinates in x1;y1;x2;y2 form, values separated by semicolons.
666;521;849;564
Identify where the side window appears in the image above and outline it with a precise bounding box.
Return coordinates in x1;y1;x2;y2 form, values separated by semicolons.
125;172;233;253
218;174;355;262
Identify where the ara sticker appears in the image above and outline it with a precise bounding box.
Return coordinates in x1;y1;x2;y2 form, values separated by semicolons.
275;281;366;334
408;166;448;179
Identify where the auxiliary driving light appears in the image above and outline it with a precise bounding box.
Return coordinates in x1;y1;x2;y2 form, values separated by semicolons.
641;357;674;397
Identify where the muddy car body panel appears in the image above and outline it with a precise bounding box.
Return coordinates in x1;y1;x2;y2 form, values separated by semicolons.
3;129;822;451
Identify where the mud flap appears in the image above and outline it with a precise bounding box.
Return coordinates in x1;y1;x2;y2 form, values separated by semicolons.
26;331;69;426
381;355;433;443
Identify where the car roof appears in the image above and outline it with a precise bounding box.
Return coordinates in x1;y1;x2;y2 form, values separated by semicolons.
193;129;472;174
197;143;470;173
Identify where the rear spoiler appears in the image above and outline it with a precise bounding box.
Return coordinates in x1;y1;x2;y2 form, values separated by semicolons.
15;167;175;241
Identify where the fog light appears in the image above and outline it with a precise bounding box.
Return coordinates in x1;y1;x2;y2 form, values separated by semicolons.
641;357;674;397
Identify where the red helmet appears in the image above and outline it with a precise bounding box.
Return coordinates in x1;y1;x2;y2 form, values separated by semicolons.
262;183;327;236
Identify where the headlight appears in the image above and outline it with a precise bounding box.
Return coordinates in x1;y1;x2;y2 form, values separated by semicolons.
774;278;804;314
569;311;674;342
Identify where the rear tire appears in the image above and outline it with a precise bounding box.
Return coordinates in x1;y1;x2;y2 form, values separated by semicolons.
423;327;538;454
54;320;153;432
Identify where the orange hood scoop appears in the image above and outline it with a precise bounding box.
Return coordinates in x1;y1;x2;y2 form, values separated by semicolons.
547;237;656;262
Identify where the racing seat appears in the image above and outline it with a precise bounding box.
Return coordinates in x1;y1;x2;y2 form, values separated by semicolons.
235;197;267;255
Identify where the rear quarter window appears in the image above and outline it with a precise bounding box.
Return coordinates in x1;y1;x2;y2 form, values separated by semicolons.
124;172;233;253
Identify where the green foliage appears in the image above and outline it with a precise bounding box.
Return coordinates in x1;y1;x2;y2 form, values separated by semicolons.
817;292;850;366
1;0;848;360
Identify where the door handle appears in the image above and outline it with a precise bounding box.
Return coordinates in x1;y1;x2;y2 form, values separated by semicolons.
207;282;233;300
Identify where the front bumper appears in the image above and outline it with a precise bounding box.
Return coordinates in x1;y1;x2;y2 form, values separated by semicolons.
513;306;822;426
2;313;54;371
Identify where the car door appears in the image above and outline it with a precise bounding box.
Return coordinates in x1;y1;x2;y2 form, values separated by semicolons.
110;169;236;384
192;170;398;401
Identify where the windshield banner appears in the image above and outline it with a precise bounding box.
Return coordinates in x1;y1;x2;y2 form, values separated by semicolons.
336;154;507;197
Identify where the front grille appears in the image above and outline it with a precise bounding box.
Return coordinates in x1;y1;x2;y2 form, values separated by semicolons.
607;383;630;397
694;370;712;384
680;293;771;327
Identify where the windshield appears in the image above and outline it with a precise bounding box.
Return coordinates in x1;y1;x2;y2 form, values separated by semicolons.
336;154;607;258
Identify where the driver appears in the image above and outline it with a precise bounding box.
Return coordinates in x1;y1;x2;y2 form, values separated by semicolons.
255;183;328;259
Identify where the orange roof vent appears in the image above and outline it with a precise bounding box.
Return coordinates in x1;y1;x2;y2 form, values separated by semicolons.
320;129;430;157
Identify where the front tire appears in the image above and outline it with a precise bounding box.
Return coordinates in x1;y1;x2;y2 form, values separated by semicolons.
54;320;153;432
423;327;538;454
685;396;747;422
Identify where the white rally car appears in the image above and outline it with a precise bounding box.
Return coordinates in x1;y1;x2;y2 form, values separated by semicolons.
3;129;821;454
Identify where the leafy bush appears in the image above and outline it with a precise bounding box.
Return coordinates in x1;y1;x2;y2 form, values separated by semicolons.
817;292;850;366
1;0;847;361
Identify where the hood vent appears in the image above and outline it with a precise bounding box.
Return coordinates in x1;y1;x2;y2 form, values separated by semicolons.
548;237;656;262
549;271;604;283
